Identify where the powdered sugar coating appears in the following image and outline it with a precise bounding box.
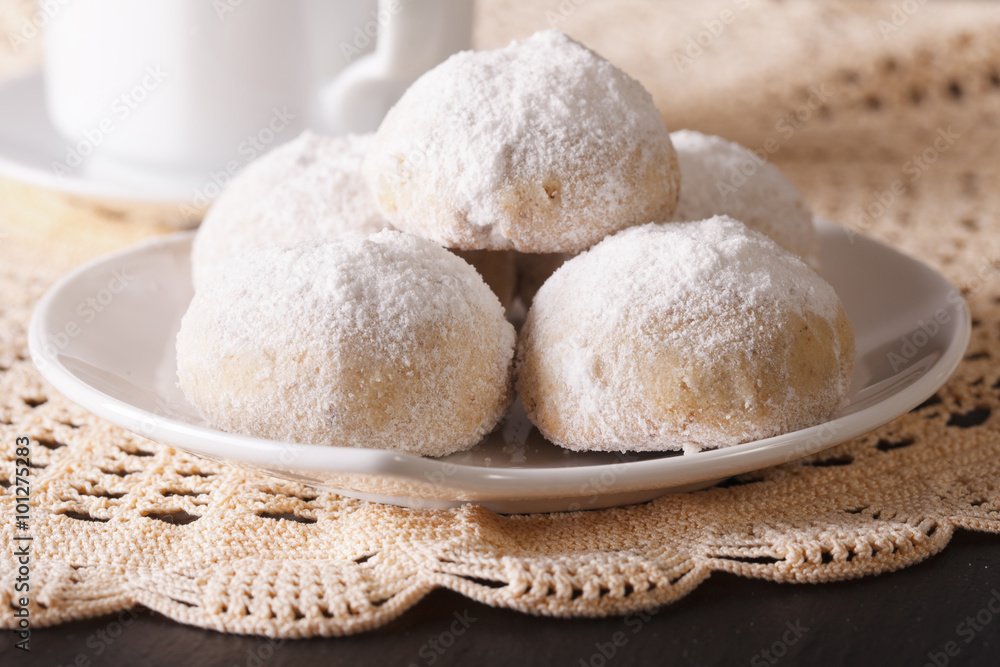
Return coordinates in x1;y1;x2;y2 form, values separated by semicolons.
191;131;391;290
363;29;680;253
190;130;517;308
516;216;854;452
178;231;516;457
671;130;820;268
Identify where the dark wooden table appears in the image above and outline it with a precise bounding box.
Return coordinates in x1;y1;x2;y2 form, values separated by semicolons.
5;530;1000;667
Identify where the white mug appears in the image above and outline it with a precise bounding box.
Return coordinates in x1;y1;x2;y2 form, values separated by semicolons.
42;0;473;177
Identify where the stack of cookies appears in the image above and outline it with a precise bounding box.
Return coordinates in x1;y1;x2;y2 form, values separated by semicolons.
177;30;854;456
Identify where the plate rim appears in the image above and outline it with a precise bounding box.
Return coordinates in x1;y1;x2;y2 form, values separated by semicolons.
27;220;972;501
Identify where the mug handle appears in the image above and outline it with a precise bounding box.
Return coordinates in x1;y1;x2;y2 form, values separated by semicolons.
316;0;473;135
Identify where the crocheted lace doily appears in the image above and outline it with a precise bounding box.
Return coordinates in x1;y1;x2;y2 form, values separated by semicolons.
3;0;1000;637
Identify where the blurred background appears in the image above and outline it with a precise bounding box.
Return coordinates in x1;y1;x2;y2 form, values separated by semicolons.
480;0;1000;288
1;0;998;290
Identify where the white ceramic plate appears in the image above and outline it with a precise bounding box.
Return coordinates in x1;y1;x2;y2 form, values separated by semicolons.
0;71;208;205
29;219;970;513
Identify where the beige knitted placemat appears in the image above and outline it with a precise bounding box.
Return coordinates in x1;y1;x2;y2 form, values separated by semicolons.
4;0;1000;638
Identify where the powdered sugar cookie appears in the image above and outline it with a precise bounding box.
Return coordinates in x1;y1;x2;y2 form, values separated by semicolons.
191;131;390;291
671;130;820;268
516;216;854;452
190;130;516;308
363;30;680;254
178;231;516;457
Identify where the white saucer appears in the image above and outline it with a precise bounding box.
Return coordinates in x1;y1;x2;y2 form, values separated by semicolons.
0;71;206;205
28;220;970;513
